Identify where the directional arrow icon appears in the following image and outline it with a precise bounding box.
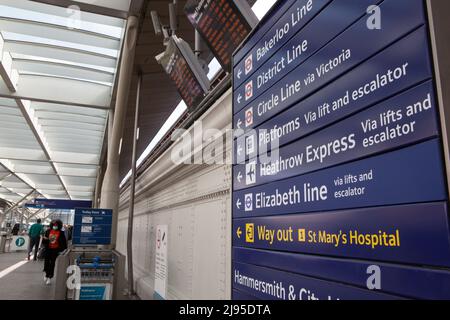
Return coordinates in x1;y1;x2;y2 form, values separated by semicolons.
237;172;243;183
237;69;242;79
236;199;242;209
237;94;242;104
237;119;242;129
236;227;242;239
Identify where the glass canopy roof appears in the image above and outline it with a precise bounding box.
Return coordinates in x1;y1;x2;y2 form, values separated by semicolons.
0;0;128;204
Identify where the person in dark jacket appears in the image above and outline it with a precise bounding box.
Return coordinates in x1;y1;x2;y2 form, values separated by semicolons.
28;219;43;261
42;220;67;285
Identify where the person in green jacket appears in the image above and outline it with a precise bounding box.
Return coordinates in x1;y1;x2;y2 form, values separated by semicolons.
28;219;43;261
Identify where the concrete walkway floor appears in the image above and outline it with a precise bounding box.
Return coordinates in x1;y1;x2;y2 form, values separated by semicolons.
0;252;55;300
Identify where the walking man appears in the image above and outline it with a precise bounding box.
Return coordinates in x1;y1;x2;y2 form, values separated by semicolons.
28;219;43;261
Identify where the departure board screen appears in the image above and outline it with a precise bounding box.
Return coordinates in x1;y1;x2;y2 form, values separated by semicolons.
159;38;206;109
185;0;253;70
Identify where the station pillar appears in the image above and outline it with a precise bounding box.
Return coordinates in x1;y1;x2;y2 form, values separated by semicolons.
100;15;139;248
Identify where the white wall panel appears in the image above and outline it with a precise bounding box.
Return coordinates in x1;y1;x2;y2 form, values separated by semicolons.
117;89;232;300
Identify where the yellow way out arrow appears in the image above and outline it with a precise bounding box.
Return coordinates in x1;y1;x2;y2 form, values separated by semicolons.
236;227;242;239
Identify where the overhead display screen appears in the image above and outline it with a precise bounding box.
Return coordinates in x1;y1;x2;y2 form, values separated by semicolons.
157;36;210;109
232;0;450;300
184;0;257;71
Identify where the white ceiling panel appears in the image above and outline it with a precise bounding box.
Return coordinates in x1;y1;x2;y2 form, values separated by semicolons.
8;160;53;175
73;0;131;12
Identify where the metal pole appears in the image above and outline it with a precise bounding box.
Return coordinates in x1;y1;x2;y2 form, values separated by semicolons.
126;71;141;297
19;206;25;232
93;167;102;208
100;15;139;249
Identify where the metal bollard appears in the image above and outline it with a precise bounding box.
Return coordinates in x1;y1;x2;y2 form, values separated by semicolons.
0;235;6;253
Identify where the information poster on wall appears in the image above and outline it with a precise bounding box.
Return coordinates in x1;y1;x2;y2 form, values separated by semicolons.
72;209;112;246
232;0;450;300
154;225;168;300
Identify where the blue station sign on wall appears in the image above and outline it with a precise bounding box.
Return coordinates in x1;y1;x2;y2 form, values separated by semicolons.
232;0;450;300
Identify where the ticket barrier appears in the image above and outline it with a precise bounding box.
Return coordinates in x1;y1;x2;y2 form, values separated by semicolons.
53;248;126;300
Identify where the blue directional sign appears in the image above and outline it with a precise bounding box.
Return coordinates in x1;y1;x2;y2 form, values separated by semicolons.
234;140;447;218
234;29;434;140
234;202;450;267
234;248;450;300
232;0;450;300
73;209;112;245
234;81;439;189
233;0;382;106
233;262;404;300
233;289;259;301
233;0;296;67
233;0;332;88
234;0;426;114
25;199;92;210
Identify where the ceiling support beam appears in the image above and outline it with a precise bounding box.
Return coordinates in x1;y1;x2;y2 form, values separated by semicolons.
26;208;44;221
1;185;24;199
0;34;19;92
3;189;35;216
0;73;113;108
0;157;101;168
0;162;40;197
